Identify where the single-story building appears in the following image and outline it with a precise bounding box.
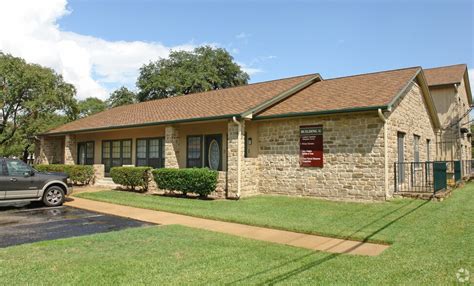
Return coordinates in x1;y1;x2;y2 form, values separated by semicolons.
36;65;471;201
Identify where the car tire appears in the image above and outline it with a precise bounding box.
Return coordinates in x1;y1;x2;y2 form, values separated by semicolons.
42;186;65;207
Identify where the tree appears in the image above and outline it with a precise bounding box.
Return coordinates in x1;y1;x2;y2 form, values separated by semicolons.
107;86;136;108
77;97;107;118
137;46;249;102
0;53;78;159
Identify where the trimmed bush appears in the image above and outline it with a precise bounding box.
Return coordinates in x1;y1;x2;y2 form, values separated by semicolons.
153;168;218;198
34;164;94;185
110;166;152;191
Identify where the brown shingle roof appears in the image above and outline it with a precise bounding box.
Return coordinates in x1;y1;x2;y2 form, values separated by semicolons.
256;67;420;118
424;64;467;86
46;74;317;134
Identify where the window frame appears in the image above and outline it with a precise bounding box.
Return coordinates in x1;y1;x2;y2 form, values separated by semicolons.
135;137;165;169
101;139;133;171
5;159;33;176
426;139;431;162
77;141;95;165
413;135;420;163
186;135;203;168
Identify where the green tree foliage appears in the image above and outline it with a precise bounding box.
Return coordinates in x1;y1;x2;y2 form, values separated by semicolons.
137;46;249;102
0;53;78;159
77;97;107;118
107;86;136;108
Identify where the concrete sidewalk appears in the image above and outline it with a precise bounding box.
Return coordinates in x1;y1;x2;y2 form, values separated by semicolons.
65;197;389;256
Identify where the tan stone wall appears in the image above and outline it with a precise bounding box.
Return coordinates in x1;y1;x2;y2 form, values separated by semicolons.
386;82;436;195
35;136;64;165
430;76;471;162
227;120;242;198
165;126;180;168
257;112;385;201
64;134;76;165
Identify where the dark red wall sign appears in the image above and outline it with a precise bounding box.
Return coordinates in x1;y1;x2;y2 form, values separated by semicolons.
300;125;323;167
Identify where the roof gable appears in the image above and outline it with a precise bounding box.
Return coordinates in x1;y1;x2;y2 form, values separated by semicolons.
255;67;421;118
424;64;467;86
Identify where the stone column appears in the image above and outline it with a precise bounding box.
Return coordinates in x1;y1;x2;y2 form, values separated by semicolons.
35;136;63;164
227;119;245;198
35;136;49;165
165;126;180;168
64;134;77;165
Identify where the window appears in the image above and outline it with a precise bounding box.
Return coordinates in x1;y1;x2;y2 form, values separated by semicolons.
6;160;32;176
102;139;132;173
77;142;94;165
397;132;405;184
413;135;420;163
136;138;165;168
187;136;202;168
426;139;431;162
0;159;5;175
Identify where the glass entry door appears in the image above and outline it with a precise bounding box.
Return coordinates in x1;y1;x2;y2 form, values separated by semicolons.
204;134;222;171
102;140;132;174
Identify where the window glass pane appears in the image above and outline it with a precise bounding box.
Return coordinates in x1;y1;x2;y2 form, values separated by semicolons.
103;142;110;159
414;135;420;162
122;140;132;159
149;139;160;158
6;160;31;176
187;136;202;167
112;141;121;158
137;140;147;159
86;142;94;159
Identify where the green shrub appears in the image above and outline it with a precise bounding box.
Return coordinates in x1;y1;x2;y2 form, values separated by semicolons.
110;166;152;191
153;168;218;198
34;164;94;185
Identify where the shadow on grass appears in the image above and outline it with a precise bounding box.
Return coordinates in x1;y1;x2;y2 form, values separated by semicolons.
229;199;430;285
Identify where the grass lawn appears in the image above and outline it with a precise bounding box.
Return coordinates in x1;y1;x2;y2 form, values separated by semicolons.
78;187;462;244
0;185;472;284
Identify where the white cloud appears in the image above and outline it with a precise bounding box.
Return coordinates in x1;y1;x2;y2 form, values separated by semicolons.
237;62;262;76
0;0;195;100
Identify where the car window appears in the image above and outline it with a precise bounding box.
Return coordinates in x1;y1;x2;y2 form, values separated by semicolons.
6;160;32;176
0;159;4;176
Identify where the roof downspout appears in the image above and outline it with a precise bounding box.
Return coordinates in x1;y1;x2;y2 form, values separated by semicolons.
232;116;242;199
377;108;389;198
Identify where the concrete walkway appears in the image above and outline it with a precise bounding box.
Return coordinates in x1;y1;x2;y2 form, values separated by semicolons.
65;197;389;256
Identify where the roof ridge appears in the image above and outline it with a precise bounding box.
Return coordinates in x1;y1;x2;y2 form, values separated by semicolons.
424;63;467;71
323;66;421;82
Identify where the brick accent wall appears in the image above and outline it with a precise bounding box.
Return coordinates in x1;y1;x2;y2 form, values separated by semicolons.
165;126;180;168
257;113;385;201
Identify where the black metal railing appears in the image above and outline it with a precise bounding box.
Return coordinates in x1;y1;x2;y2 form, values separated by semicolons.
394;162;434;193
395;160;470;194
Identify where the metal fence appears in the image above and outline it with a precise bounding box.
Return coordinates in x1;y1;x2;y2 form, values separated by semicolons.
394;162;434;193
394;160;472;194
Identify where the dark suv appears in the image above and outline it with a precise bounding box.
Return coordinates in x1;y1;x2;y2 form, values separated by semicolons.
0;159;73;207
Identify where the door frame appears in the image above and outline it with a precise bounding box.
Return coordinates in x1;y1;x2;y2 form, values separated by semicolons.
204;134;223;171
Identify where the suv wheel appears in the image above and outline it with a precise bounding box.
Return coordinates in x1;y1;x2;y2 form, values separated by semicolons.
43;186;65;207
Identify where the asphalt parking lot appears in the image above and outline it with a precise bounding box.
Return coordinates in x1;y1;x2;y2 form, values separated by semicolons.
0;203;153;248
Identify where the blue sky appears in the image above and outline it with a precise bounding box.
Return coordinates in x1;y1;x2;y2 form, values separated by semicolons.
1;0;472;99
60;0;473;83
